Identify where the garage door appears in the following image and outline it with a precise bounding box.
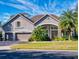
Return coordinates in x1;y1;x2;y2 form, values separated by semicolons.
5;33;13;41
16;33;31;41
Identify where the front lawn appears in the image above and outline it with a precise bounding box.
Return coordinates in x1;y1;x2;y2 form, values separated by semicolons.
11;41;78;50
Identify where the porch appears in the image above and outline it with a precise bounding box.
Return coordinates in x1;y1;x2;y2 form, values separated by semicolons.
36;24;61;39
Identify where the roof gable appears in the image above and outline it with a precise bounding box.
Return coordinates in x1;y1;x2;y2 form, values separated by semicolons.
34;14;59;25
2;14;33;27
31;14;59;23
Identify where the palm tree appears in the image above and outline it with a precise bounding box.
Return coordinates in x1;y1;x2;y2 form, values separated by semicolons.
73;7;78;33
59;10;75;40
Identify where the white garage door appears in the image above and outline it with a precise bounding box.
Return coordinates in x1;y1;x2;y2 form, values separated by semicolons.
16;33;31;41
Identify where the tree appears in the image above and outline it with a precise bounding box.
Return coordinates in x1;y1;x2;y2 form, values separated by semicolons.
59;10;75;40
30;26;50;41
73;6;78;33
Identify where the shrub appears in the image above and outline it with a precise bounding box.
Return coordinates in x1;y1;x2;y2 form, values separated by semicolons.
28;37;34;42
54;37;66;41
29;26;50;41
71;36;78;41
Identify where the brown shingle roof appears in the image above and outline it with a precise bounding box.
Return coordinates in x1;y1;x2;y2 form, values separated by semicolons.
50;14;59;19
31;14;59;23
31;15;44;23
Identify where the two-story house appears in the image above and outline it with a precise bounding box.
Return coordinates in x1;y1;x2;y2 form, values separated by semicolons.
2;13;61;41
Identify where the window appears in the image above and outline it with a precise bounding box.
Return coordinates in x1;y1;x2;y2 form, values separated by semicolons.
47;17;50;20
51;26;58;29
17;21;20;27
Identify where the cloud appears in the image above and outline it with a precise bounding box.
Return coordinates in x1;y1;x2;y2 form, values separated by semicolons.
15;0;56;15
69;1;77;10
0;1;6;4
6;3;27;10
0;0;77;16
0;1;28;10
16;0;38;9
0;0;77;24
0;0;41;15
0;13;11;24
16;0;42;14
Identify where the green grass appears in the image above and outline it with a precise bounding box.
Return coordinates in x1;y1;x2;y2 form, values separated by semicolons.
11;41;78;50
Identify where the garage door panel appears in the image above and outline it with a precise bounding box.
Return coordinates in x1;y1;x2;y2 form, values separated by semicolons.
16;33;31;41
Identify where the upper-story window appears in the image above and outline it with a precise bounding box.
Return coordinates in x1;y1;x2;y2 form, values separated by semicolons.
47;17;50;20
17;21;20;27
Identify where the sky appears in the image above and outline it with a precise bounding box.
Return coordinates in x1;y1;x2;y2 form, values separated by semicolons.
0;0;77;24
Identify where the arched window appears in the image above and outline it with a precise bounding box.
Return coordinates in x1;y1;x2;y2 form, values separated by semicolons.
17;21;20;27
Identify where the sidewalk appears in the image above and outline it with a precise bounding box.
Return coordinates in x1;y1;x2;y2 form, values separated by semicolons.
0;46;11;50
0;46;77;56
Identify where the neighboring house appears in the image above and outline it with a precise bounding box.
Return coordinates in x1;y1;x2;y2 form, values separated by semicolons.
2;13;61;41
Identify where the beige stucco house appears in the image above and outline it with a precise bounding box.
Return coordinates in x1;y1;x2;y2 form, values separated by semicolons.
2;13;61;41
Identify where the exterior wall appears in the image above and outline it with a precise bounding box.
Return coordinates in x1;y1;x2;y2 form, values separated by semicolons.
3;15;34;33
2;15;34;41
